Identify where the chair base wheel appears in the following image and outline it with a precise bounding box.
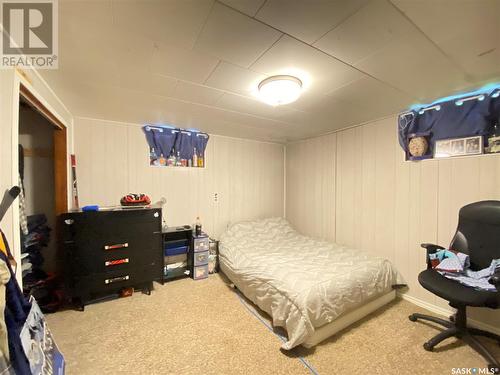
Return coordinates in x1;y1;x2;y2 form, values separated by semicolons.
412;309;500;369
423;342;433;352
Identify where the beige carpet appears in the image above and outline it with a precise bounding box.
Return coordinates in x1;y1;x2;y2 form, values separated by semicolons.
46;274;500;375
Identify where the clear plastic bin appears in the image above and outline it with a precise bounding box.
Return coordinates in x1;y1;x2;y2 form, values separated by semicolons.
193;265;208;280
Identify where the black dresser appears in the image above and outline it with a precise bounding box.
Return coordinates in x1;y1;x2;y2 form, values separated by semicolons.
60;207;163;310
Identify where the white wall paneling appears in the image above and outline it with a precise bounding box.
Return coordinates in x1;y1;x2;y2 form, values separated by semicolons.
286;133;336;241
286;116;500;330
74;117;284;238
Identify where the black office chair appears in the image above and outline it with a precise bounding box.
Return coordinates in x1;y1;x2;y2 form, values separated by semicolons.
409;200;500;372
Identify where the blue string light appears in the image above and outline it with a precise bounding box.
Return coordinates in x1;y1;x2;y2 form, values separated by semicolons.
408;82;500;112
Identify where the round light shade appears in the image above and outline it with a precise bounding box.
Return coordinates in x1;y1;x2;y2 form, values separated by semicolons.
258;75;302;106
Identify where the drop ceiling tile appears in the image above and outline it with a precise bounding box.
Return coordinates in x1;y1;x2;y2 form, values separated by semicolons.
204;61;267;96
112;0;213;48
60;0;113;34
194;2;282;67
393;0;499;45
285;86;343;113
173;81;224;106
355;29;468;101
215;92;305;122
297;96;380;132
393;0;500;80
117;69;178;98
327;76;416;117
110;31;156;72
151;42;220;83
213;107;293;131
214;91;322;127
56;35;120;87
250;35;365;95
256;0;369;44
152;77;181;100
219;0;266;16
120;70;177;97
314;0;415;66
438;37;500;82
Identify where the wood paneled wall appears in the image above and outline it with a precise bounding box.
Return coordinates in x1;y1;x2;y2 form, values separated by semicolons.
286;116;500;330
74;117;284;238
286;133;337;241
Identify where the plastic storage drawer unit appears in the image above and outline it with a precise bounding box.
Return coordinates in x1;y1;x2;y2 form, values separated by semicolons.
193;265;208;280
193;251;209;266
193;236;209;252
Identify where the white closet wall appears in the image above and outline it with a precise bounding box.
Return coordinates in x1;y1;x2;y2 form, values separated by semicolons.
286;116;500;331
74;117;284;238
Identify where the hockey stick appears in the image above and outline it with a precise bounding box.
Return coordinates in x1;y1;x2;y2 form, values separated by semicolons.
0;186;21;223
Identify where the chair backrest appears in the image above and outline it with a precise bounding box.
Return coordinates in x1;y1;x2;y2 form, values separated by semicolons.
450;200;500;270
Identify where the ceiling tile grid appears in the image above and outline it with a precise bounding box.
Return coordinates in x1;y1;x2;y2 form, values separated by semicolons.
254;0;370;44
151;41;220;83
392;0;500;81
193;2;283;68
40;0;500;142
219;0;266;17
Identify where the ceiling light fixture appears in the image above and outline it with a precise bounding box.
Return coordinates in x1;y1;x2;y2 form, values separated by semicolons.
258;75;302;106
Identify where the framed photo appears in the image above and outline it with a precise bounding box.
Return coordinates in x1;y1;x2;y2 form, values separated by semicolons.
434;136;483;158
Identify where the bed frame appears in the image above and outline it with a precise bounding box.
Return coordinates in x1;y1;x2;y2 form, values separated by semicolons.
302;290;396;348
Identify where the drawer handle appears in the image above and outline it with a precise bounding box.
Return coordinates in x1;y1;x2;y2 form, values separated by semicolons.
104;275;129;284
105;258;129;267
104;243;129;250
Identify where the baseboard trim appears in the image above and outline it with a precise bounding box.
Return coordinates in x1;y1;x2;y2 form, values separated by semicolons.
397;292;500;336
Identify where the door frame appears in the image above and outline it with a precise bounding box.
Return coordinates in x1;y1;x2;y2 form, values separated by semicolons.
11;72;70;283
19;83;68;215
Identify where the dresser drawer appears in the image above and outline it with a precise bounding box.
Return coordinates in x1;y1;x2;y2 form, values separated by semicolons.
69;246;161;276
62;209;161;256
68;223;161;257
71;265;160;295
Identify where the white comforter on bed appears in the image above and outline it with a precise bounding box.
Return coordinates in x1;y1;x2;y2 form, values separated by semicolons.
219;217;402;350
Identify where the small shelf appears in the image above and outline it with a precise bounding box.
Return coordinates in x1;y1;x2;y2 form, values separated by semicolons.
162;227;192;282
404;152;500;163
163;267;188;280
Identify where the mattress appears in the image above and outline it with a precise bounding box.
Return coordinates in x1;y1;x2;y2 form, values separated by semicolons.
219;217;402;350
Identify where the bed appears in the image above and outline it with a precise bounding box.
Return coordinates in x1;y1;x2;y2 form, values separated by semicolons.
219;217;403;350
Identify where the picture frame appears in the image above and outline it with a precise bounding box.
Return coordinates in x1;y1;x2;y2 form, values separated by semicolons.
434;135;483;158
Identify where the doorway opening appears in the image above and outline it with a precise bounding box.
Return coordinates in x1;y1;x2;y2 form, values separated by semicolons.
18;84;67;312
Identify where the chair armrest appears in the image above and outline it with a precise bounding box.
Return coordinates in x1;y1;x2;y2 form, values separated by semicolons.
421;243;445;253
420;243;445;269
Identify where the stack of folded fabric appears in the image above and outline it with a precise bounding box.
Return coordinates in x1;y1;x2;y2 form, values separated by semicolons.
430;249;500;291
21;214;51;302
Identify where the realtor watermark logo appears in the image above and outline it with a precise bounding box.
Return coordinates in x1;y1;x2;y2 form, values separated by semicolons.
1;0;58;68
